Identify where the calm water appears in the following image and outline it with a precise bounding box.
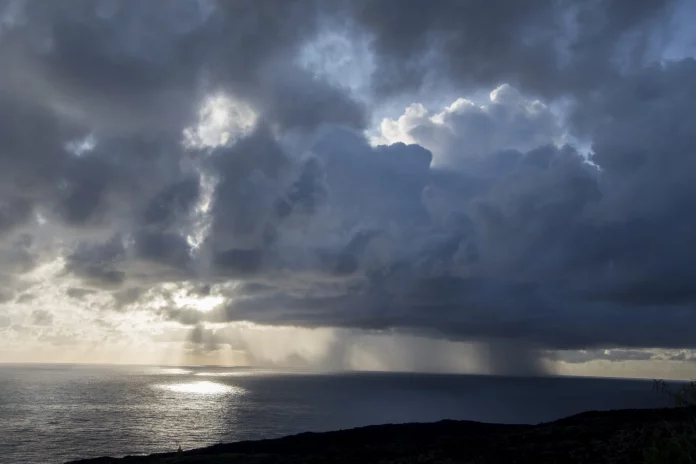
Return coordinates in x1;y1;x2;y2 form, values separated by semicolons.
0;365;675;464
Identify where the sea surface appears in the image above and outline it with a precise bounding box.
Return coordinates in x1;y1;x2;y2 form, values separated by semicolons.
0;365;677;464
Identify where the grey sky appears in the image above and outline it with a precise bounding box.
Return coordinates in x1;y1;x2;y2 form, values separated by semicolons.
1;0;695;375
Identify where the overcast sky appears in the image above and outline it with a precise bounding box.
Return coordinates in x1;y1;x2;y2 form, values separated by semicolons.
1;0;696;379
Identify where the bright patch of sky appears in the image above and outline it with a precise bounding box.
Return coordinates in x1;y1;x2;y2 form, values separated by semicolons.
373;84;565;168
65;133;97;157
182;93;257;150
172;292;224;313
297;23;375;103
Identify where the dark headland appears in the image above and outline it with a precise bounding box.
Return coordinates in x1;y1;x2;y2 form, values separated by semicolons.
67;406;696;464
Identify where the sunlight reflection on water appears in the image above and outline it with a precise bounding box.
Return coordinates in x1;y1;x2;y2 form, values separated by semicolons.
193;370;278;377
194;372;246;377
151;368;192;375
192;369;309;378
1;366;674;464
156;380;244;395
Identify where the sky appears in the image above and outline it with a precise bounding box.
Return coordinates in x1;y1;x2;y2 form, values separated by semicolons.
1;0;696;380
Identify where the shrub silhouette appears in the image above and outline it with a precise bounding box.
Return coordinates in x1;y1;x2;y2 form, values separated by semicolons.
642;379;696;464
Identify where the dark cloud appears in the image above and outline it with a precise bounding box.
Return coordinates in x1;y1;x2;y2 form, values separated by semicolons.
251;65;368;133
206;126;293;253
132;231;192;271
64;236;126;289
0;0;361;242
192;119;696;354
13;293;34;304
0;291;14;304
53;156;117;226
0;94;81;234
213;249;265;277
0;197;33;236
278;156;327;219
314;127;433;229
66;287;96;299
110;287;143;309
0;234;37;274
353;0;677;98
30;309;53;326
187;323;221;352
141;177;200;229
0;0;206;133
569;59;696;307
0;234;38;304
2;0;696;371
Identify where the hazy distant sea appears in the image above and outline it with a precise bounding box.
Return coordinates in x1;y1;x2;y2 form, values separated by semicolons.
0;365;675;464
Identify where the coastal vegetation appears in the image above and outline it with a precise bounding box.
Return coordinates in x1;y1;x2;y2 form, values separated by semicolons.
643;380;696;463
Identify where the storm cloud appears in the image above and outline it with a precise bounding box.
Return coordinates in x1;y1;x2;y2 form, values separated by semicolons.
1;0;696;373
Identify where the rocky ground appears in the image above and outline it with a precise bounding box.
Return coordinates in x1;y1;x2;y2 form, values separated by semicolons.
68;406;696;464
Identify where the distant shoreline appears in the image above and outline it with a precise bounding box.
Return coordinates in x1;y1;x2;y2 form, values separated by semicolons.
67;406;696;464
2;363;693;383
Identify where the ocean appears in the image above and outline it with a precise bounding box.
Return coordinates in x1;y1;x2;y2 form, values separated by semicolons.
0;364;676;464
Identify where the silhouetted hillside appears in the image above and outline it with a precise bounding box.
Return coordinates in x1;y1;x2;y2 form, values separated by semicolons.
67;406;696;464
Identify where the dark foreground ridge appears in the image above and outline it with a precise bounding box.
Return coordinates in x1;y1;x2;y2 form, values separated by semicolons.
68;406;696;464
